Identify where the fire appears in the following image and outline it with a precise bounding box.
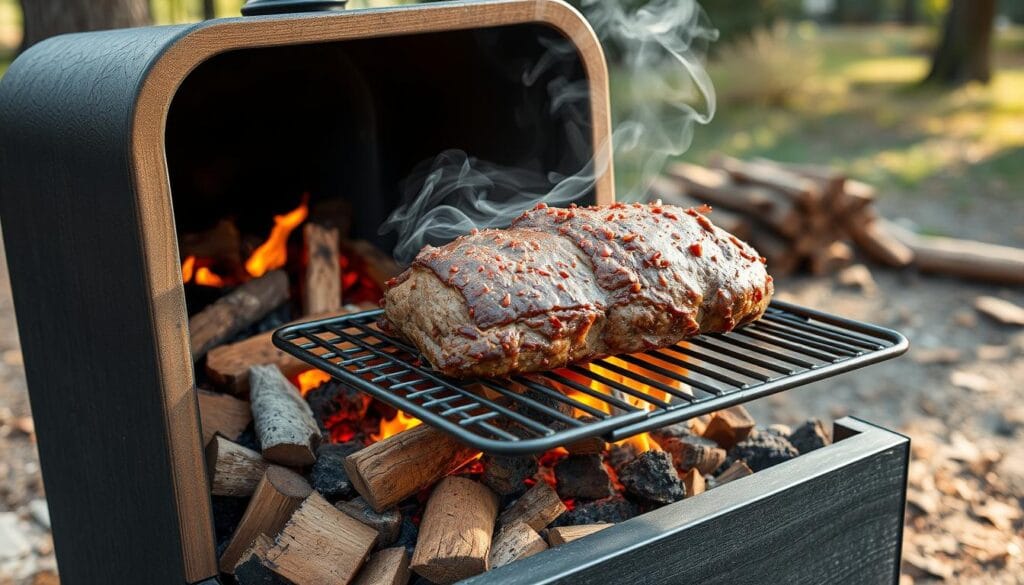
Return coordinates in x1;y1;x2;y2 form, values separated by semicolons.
195;267;225;287
373;410;421;442
181;255;196;282
245;196;310;278
296;369;331;396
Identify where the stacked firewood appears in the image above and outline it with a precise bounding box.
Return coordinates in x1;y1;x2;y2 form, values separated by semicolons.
652;154;1024;284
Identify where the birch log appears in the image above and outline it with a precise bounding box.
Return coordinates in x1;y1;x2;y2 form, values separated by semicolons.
250;364;321;466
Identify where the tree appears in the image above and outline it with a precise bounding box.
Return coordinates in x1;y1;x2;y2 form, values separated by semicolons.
20;0;151;53
923;0;997;86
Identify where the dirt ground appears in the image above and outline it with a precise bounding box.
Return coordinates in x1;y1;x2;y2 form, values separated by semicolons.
0;218;1021;583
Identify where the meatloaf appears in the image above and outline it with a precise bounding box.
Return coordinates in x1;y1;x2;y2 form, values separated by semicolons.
380;202;774;378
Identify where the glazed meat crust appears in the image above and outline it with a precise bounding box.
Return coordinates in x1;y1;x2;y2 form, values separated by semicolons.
381;202;774;378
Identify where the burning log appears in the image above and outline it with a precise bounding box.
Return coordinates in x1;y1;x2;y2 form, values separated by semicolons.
206;434;269;497
554;454;615;500
180;219;244;275
547;524;612;546
618;450;686;504
488;521;548;569
353;548;411;585
842;210;914;268
657;434;726;476
219;465;313;573
343;240;403;291
728;431;799;471
310;442;360;501
714;460;753;486
189;270;289;360
702;405;756;450
344;424;480;512
234;534;287;585
336;497;402;548
259;492;379;585
885;221;1024;285
480;454;538;498
302;223;342;316
496;481;566;531
682;468;705;497
250;364;322;467
788;419;831;454
197;389;252;444
410;477;498;584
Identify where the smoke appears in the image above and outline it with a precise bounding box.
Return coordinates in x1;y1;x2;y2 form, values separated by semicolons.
380;0;718;264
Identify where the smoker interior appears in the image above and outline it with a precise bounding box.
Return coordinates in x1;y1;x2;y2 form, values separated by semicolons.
165;23;596;251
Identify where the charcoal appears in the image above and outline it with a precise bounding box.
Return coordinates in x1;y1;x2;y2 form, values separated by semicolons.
481;454;538;498
728;430;799;471
212;495;249;557
607;443;638;472
310;442;361;501
305;380;369;433
554;455;615;500
551;496;638;527
336;496;402;547
650;421;693;447
557;417;607;454
235;552;291;585
618;451;686;504
788;419;831;454
235;424;260;452
394;516;420;555
659;434;727;475
512;380;575;425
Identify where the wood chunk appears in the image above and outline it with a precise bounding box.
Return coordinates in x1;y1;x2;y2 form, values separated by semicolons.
710;154;820;206
703;406;756;449
250;364;322;467
353;548;411;585
343;240;403;291
650;422;694;447
180;219;244;275
302;223;341;316
336;497;402;547
206;434;269;497
974;296;1024;326
263;492;379;585
344;424;480;512
682;468;705;497
788;419;832;454
550;496;636;527
660;434;727;476
219;466;313;573
618;450;686;503
714;460;753;486
843;211;914;268
497;481;567;531
234;534;289;585
554;455;615;500
546;523;612;546
410;477;498;584
888;222;1024;284
189;270;289;360
488;521;548;569
198;389;252;444
481;455;538;497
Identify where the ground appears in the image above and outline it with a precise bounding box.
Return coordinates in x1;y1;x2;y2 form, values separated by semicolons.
0;22;1022;585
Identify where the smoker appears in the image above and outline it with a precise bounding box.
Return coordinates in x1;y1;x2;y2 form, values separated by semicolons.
0;0;909;583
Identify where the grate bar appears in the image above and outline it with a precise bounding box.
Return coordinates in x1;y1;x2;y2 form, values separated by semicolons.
273;301;907;454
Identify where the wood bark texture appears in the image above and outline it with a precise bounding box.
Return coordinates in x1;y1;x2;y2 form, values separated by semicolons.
250;364;322;466
189;270;289;360
303;223;342;316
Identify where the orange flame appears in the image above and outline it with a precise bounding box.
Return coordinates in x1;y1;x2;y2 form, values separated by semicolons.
372;410;421;442
245;196;309;278
195;267;225;287
181;255;196;283
296;369;331;396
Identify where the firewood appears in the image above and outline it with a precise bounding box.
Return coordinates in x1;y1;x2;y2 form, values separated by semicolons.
546;523;612;546
480;454;538;497
344;424;480;512
233;534;288;585
843;210;914;268
974;296;1024;326
488;521;548;569
250;364;321;467
833;178;875;217
709;154;820;206
302;223;342;316
263;492;379;585
553;454;615;499
343;239;403;291
885;221;1024;284
714;460;753;486
219;465;313;573
682;468;705;497
189;270;289;360
180;219;243;274
617;450;685;503
197;389;252;444
206;434;269;497
410;477;498;584
205;304;372;394
757;159;847;209
809;240;854;276
353;548;411;585
497;481;567;531
336;497;402;547
702;405;756;449
658;434;726;476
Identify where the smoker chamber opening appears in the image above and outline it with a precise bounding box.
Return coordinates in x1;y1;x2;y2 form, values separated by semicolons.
273;300;908;454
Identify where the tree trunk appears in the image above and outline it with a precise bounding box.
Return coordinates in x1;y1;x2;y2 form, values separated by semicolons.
923;0;996;86
203;0;217;19
20;0;151;52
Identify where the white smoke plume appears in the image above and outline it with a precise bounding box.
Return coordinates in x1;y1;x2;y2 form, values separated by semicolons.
380;0;718;264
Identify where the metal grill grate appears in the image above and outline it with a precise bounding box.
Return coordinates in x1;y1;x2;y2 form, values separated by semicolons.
272;301;907;454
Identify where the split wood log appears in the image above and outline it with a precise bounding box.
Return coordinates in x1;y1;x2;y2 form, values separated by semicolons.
682;468;705;497
205;304;372;394
496;481;566;531
702;405;756;450
302;223;342;316
344;424;480;512
488;521;547;569
886;221;1024;285
179;219;243;275
843;210;914;268
714;460;753;486
710;154;820;206
262;492;379;585
189;270;289;360
233;534;287;585
645;176;752;241
809;240;854;276
343;239;403;291
546;523;612;546
219;465;312;573
353;548;411;585
197;389;252;444
410;477;498;584
974;296;1024;326
206;434;269;497
250;364;322;467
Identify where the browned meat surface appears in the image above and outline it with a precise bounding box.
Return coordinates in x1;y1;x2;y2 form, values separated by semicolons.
381;202;774;378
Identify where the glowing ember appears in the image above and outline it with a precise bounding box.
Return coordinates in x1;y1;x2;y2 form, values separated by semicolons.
245;195;310;278
373;410;421;442
194;267;225;287
296;369;331;396
181;255;196;283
